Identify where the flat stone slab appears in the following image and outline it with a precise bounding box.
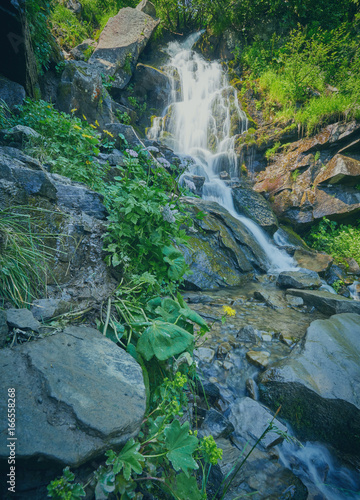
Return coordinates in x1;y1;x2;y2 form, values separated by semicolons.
6;308;41;332
0;327;146;466
276;269;322;290
229;397;287;449
259;313;360;455
286;288;360;315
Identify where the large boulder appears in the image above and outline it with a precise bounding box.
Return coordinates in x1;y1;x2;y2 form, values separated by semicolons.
0;327;146;466
136;0;157;18
286;288;360;315
57;61;114;127
276;270;322;290
232;185;278;235
180;198;270;289
314;154;360;186
0;77;25;110
131;63;172;111
259;313;360;456
89;7;159;90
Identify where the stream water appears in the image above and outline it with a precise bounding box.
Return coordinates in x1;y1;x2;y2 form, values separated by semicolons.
147;33;360;499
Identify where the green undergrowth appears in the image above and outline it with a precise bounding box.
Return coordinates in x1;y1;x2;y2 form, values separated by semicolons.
236;21;360;135
305;217;360;267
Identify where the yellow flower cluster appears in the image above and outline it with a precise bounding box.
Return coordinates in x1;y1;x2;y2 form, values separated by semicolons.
73;125;81;131
222;305;236;317
82;134;93;139
103;129;114;138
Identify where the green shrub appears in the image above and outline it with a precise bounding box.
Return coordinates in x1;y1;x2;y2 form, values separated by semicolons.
305;217;360;266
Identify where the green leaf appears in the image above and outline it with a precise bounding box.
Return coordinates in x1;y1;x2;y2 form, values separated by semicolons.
155;297;181;323
105;440;144;481
162;245;187;280
164;420;199;477
136;320;194;361
172;473;203;500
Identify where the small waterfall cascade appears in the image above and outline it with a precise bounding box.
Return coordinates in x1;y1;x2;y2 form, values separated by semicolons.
148;33;296;272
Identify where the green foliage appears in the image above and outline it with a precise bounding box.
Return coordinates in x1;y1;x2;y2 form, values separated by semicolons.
164;419;199;476
0;208;55;308
291;169;300;182
47;467;85;500
265;141;281;161
116;110;132;124
305;217;360;266
51;4;89;50
332;279;345;293
7;99;108;190
26;0;57;73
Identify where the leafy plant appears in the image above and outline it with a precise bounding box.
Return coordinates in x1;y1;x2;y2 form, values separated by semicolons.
47;466;85;499
265;141;281;161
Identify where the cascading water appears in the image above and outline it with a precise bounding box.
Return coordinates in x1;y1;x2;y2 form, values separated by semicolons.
148;32;296;272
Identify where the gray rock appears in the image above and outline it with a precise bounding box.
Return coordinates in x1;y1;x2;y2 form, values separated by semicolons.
0;125;40;145
259;313;360;456
56;61;113;127
0;311;8;348
66;0;82;14
131;63;171;110
246;378;258;399
325;264;347;286
136;0;157;18
50;174;107;219
194;347;215;364
0;327;146;466
229;397;288;449
70;39;96;61
237;325;262;343
181;198;269;290
285;294;304;307
101;122;144;149
199;409;234;439
246;350;270;369
276;269;322;290
254;289;287;309
286;288;360;315
6;308;41;332
232;185;278;235
0;77;25;110
0;146;42;170
31;299;72;321
89;7;159;90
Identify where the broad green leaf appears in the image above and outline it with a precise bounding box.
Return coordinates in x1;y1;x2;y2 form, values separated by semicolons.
136;320;194;361
155;297;181;323
172;473;203;500
162;245;187;280
105;440;144;481
95;471;115;499
164;420;199;477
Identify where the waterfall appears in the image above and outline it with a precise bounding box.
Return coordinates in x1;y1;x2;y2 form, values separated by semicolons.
148;33;296;272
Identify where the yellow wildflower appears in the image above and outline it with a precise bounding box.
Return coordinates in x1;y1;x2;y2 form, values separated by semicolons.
47;105;52;109
71;108;77;113
86;160;91;165
222;305;236;317
82;114;87;121
95;120;100;127
82;134;93;139
103;129;114;138
90;124;97;129
73;125;82;130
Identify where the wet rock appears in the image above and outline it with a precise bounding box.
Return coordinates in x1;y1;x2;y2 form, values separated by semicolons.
217;437;308;500
136;0;157;18
181;198;269;290
199;408;234;439
131;63;171;111
70;39;96;61
0;146;42;170
97;148;126;166
194;347;215;364
246;350;270;369
246;378;258;399
346;258;360;275
89;7;159;90
56;61;113;127
232;185;278;234
6;308;41;332
285;295;304;307
237;325;262;343
276;270;322;290
254;289;287;309
0;327;146;466
0;311;8;348
217;342;232;358
293;249;333;275
286;288;360;315
279;332;298;347
31;299;72;321
195;379;220;403
230;397;288;449
325;264;347;286
0;76;25;110
259;313;360;456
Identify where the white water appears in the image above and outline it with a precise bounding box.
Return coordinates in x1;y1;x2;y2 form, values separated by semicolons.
148;33;296;272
